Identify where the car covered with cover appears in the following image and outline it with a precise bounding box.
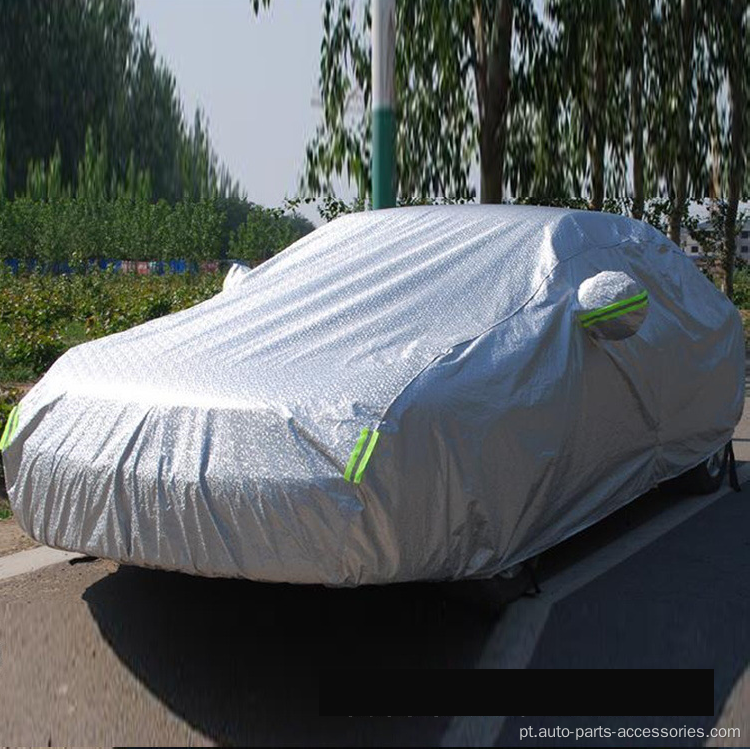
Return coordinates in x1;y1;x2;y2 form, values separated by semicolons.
1;205;744;585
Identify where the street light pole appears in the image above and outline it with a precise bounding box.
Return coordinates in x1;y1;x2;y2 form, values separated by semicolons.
371;0;396;209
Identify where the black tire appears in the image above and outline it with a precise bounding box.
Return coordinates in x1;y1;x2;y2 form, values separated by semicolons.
672;448;726;495
448;559;540;617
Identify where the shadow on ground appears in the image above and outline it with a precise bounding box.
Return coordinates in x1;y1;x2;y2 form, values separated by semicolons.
83;481;750;747
498;482;750;747
83;563;498;746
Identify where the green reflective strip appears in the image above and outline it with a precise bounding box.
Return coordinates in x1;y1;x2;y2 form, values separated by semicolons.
579;290;648;324
0;405;19;451
9;407;19;447
581;298;649;328
353;429;380;485
344;428;370;482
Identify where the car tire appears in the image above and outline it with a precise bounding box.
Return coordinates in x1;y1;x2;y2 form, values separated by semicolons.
448;559;540;617
673;448;726;495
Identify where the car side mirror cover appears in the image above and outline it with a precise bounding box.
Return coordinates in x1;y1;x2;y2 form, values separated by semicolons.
223;262;253;292
577;271;649;341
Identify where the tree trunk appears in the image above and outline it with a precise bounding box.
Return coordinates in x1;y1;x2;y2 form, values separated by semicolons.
589;20;606;212
723;0;746;302
668;0;694;244
629;0;644;220
474;0;513;204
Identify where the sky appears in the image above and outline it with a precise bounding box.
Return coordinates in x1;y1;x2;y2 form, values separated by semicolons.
133;0;327;217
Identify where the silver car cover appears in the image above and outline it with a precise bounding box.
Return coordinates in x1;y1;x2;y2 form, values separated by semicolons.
2;205;744;585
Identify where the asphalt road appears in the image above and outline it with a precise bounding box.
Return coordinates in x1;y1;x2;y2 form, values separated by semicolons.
1;405;750;746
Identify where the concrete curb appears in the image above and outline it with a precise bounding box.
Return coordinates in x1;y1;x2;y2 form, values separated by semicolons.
0;546;83;582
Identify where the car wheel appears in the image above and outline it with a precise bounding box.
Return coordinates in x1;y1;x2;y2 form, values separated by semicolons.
678;448;726;495
448;560;540;617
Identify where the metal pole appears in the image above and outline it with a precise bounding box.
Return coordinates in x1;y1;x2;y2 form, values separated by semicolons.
371;0;396;209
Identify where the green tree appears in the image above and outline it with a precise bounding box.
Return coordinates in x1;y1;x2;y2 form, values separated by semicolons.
545;0;628;211
627;0;647;220
642;0;715;243
0;0;235;203
0;121;6;203
669;0;695;244
0;0;134;196
253;0;541;205
253;0;738;238
709;0;748;300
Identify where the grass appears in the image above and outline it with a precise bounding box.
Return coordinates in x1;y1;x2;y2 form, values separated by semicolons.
0;496;10;521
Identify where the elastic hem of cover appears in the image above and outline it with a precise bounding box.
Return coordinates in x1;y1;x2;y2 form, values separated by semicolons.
0;405;19;452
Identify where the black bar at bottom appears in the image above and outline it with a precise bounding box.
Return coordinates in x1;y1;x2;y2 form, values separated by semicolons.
319;669;713;717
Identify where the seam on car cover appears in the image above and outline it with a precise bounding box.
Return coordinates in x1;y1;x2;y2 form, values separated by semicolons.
357;231;695;492
368;235;650;446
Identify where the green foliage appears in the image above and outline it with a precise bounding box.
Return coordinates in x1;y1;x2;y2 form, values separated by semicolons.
0;127;313;264
691;202;749;296
0;267;226;502
0;0;237;203
253;0;517;203
0;271;224;383
77;272;224;339
0;196;227;266
254;1;747;223
0;121;6;203
229;206;314;262
733;268;750;310
0;192;311;267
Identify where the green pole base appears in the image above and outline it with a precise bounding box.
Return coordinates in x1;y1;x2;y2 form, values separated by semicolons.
372;107;396;209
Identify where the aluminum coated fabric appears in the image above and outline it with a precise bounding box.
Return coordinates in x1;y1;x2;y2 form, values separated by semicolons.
3;205;744;585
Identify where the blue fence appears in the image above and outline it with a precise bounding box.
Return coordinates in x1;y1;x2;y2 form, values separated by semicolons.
3;258;220;276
